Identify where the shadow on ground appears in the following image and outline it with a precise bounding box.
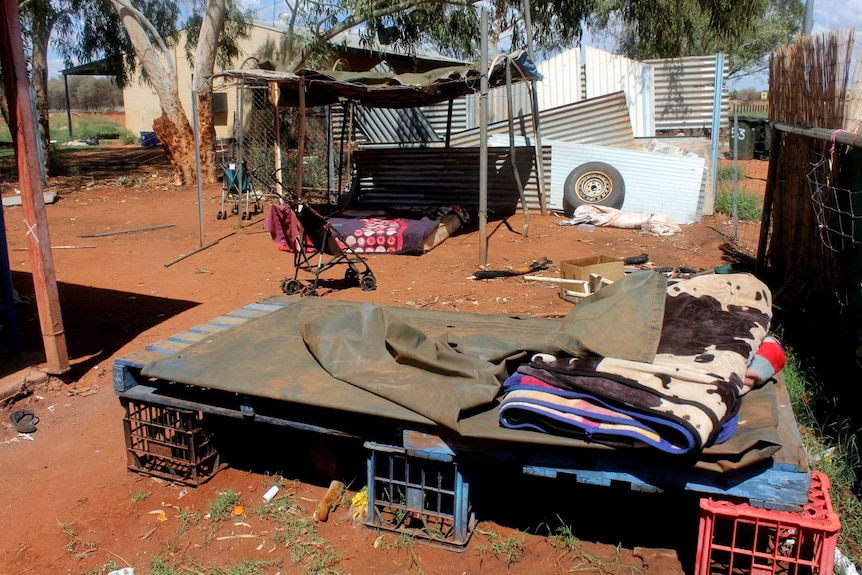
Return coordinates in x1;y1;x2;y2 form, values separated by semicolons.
0;271;198;381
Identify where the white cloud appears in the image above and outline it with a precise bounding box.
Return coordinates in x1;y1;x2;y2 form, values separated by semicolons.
812;0;862;34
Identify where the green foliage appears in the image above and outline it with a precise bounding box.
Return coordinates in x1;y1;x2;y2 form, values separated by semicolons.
714;164;762;221
587;0;802;78
207;488;241;522
477;529;527;567
714;189;762;221
183;1;253;70
130;490;152;502
546;521;645;574
49;116;122;145
781;345;862;566
119;129;138;145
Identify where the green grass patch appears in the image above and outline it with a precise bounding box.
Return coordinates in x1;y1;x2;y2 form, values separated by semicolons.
714;189;762;221
52;116;122;144
782;344;862;566
207;488;241;522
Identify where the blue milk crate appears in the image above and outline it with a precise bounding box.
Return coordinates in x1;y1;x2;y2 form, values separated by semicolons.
364;431;474;548
140;131;160;147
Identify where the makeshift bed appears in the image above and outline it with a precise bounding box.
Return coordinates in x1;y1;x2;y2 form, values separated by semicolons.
325;206;469;254
113;271;809;547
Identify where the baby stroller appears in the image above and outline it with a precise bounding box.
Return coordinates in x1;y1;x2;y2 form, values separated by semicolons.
278;202;377;296
218;161;261;220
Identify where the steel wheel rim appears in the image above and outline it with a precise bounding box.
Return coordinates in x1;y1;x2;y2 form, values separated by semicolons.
575;172;613;203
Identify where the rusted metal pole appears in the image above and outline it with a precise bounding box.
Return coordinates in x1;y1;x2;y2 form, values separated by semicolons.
0;0;69;373
479;7;489;266
521;0;548;215
505;59;529;237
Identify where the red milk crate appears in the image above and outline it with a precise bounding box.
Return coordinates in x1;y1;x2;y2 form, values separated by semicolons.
696;472;841;575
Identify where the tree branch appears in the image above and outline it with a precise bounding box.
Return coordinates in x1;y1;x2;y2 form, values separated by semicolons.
109;0;177;81
290;0;471;70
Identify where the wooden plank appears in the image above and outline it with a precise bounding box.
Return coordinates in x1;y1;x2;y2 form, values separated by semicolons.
188;323;231;335
168;331;210;344
145;340;190;355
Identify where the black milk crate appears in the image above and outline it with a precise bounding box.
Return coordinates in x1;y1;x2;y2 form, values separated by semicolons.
364;432;474;548
121;399;219;486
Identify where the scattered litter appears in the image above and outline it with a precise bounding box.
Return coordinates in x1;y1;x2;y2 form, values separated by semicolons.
68;385;99;398
233;505;244;516
350;486;369;524
140;525;158;540
262;485;279;502
472;257;552;280
234;521;251;528
315;480;346;522
79;224;176;238
149;510;167;522
47;404;56;412
108;568;134;575
3;192;57;207
10;409;38;433
216;534;260;541
836;547;860;575
1;433;36;445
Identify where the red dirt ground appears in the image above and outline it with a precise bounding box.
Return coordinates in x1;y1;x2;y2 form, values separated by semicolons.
0;144;765;575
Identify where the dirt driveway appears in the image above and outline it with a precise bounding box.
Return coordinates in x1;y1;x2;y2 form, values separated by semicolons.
0;145;762;575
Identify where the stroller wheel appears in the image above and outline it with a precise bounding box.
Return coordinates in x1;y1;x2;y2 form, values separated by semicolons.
360;273;377;291
282;279;303;295
344;268;359;284
307;289;319;297
217;211;225;220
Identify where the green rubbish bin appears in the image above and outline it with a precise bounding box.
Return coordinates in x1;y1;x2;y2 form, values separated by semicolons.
732;116;771;160
730;117;757;160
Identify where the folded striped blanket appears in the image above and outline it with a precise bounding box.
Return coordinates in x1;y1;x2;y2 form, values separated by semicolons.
499;273;776;454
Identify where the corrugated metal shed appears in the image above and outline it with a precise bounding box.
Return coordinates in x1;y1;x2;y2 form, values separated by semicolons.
583;47;655;138
646;55;729;132
448;92;635;149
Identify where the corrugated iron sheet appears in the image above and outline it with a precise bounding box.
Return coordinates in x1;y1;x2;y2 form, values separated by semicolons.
351;146;548;214
583;47;655;138
448;92;634;149
646;55;729;132
353;106;441;144
532;137;706;223
535;49;583;109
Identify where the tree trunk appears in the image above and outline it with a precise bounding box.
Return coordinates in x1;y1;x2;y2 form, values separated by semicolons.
30;1;52;174
193;0;227;185
112;0;195;185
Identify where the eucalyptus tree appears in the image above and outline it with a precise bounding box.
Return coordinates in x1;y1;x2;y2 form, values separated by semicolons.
106;0;777;184
587;0;803;78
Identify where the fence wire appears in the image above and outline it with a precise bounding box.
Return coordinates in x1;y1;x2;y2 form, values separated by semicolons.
229;81;345;206
806;138;862;253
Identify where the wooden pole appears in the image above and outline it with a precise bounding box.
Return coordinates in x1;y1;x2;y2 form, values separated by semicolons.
0;0;69;374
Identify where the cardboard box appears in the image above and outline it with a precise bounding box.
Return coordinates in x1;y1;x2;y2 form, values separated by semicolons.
559;255;624;301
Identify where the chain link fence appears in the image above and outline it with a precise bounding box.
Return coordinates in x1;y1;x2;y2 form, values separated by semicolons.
218;79;348;207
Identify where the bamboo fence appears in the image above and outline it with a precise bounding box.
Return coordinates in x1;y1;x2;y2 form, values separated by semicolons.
766;29;857;317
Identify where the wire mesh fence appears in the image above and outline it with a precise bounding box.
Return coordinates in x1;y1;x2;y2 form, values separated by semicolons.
218;79;348;207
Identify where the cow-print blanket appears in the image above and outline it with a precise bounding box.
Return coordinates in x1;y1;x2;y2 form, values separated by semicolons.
499;273;773;454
